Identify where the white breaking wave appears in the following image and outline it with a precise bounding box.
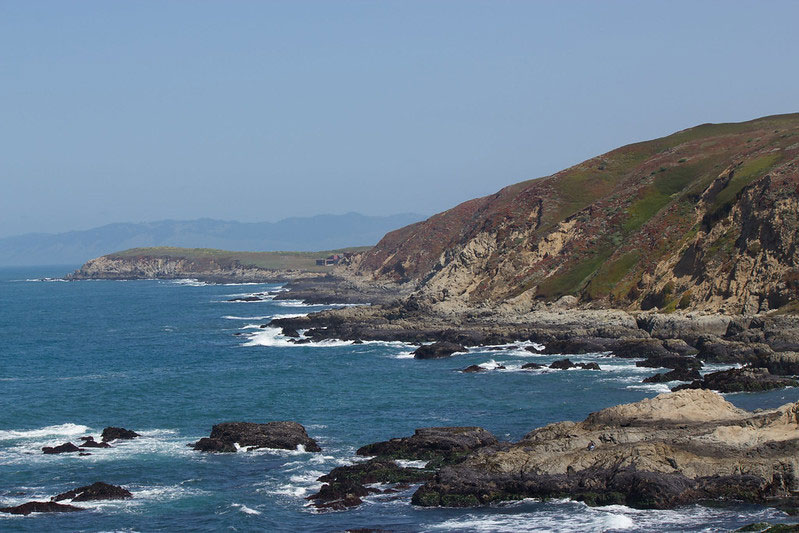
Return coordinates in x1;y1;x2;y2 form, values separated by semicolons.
169;279;209;287
231;503;262;515
222;315;273;320
0;423;90;441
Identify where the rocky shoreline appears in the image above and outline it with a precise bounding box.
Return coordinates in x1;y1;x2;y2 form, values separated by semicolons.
304;390;799;515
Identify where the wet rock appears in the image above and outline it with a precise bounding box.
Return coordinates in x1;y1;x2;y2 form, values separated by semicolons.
521;362;544;370
576;362;601;370
413;342;467;359
672;367;798;393
412;391;799;510
643;367;702;383
0;501;84;515
101;427;140;442
357;427;497;463
192;437;237;453
53;482;132;502
662;338;699;356
227;296;262;302
78;436;110;448
196;421;321;452
635;355;702;370
541;338;608;355
308;454;441;509
550;358;576;370
462;365;486;373
281;327;300;338
42;442;81;454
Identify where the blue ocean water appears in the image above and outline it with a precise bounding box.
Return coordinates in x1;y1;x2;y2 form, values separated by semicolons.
1;266;797;532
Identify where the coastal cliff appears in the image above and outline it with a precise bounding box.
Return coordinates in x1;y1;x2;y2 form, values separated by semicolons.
349;113;799;315
66;248;334;283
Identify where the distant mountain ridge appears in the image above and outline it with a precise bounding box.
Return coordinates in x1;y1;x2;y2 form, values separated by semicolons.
0;212;425;266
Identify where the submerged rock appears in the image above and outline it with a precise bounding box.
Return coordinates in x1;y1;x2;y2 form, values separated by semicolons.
227;296;262;302
461;365;486;373
549;358;576;370
412;390;799;510
0;501;84;515
413;342;467;359
521;362;544;370
101;427;140;442
42;442;81;454
53;482;132;502
193;421;321;452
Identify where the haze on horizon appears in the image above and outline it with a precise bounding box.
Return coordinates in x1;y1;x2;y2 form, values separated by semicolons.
2;0;798;238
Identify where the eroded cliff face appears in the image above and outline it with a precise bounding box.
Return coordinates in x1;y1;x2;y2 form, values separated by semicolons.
350;114;799;314
68;255;321;283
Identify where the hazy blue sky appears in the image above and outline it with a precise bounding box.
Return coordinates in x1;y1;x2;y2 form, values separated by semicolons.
2;1;798;237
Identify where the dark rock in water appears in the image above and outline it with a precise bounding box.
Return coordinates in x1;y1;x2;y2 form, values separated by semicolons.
79;452;92;456
53;482;132;502
672;367;798;393
522;362;544;370
636;355;702;370
42;442;81;454
356;427;497;462
576;362;601;370
290;338;312;344
78;436;110;448
413;341;467;359
352;339;364;345
550;358;576;370
281;327;300;338
541;338;608;355
0;501;84;515
308;458;434;510
101;427;140;442
227;296;262;302
462;365;486;373
196;421;321;452
306;478;371;510
192;437;237;453
644;367;702;383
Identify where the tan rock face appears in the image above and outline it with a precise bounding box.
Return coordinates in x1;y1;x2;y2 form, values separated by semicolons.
414;390;799;509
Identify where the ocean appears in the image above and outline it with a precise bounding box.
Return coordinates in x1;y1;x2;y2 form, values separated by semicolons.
1;266;797;532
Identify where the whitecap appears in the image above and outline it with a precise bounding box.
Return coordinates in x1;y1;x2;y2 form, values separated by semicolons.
222;315;273;320
169;278;209;287
0;423;90;441
231;503;262;515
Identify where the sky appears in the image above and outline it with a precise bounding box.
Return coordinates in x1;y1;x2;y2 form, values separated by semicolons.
2;1;798;238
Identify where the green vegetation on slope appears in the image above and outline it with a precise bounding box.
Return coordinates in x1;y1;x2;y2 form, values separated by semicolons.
109;246;371;271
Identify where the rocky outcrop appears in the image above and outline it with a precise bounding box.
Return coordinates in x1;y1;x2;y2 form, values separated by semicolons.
0;501;84;515
412;390;799;510
413;342;467;359
357;427;497;463
192;421;321;452
310;426;497;510
673;367;799;393
53;482;132;502
643;367;702;383
42;442;82;454
101;427;139;441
